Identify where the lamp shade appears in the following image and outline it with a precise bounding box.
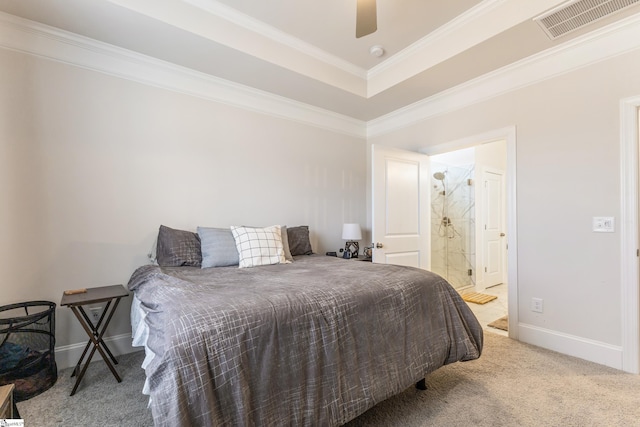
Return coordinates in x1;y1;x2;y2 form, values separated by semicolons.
342;223;362;240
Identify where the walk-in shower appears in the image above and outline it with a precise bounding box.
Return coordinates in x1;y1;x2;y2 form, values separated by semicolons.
430;164;476;289
433;171;460;240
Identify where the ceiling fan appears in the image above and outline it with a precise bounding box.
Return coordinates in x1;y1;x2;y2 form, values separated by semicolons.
356;0;377;38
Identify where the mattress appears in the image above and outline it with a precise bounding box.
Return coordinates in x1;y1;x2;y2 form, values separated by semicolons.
128;255;482;426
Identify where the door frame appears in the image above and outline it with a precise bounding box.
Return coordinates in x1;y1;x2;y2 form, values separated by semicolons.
421;126;518;339
620;95;640;374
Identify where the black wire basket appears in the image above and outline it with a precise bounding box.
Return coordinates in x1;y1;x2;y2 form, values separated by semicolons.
0;301;57;402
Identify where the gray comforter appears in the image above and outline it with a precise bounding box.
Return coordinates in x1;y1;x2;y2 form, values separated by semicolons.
128;255;482;426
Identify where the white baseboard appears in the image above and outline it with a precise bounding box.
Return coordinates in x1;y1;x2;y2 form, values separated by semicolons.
54;333;142;370
518;323;623;370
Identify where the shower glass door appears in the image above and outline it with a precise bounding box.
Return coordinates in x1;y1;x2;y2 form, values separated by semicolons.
430;162;476;289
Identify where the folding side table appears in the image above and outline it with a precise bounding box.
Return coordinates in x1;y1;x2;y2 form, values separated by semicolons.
60;284;129;396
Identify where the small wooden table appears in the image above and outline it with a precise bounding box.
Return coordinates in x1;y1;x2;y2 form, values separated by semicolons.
61;285;129;396
0;384;15;419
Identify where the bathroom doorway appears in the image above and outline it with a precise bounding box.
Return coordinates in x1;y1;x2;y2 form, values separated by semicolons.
430;140;507;292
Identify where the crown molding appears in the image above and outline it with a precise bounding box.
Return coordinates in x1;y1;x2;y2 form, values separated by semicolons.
2;7;640;142
366;0;565;97
182;0;367;80
106;0;367;97
368;0;506;79
0;11;366;139
367;11;640;138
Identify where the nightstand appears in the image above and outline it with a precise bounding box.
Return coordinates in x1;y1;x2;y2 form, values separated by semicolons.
61;285;129;396
0;384;15;419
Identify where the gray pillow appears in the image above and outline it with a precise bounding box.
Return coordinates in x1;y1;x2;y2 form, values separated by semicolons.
198;227;240;268
156;225;202;267
287;225;313;256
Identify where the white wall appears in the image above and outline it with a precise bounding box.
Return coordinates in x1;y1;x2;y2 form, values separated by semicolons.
3;13;640;372
431;146;475;166
475;140;507;171
0;48;366;364
369;48;640;367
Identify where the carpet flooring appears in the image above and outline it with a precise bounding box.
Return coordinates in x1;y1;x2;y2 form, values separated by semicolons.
17;332;640;426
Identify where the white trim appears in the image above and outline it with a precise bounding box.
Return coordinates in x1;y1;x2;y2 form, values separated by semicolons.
518;323;623;370
620;95;640;373
368;0;505;79
54;333;138;370
366;0;566;97
0;11;366;139
105;0;367;96
111;0;561;98
368;12;640;138
182;0;367;80
505;127;518;340
475;164;487;291
2;8;640;140
366;0;508;95
420;126;516;156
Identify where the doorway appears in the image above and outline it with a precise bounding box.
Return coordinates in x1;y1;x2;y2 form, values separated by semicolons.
430;148;476;290
429;141;507;292
371;126;518;338
428;138;510;337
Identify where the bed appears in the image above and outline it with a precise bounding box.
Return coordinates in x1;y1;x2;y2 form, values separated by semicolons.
128;225;483;426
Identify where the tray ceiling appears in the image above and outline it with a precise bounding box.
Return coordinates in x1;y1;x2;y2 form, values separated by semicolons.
1;0;639;121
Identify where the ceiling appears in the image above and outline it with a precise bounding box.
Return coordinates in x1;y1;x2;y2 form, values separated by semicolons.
1;0;640;121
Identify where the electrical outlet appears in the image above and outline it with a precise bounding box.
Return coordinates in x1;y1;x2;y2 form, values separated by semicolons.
89;306;102;323
531;298;543;313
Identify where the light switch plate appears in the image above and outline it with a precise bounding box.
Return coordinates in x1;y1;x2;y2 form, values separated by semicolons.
593;217;615;232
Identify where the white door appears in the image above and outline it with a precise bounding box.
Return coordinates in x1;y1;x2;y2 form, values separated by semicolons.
482;169;506;287
371;145;430;269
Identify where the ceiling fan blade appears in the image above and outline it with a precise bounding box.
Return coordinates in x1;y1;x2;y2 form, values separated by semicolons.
356;0;377;38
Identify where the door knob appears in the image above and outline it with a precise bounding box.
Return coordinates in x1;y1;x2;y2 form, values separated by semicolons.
500;233;506;237
376;242;384;248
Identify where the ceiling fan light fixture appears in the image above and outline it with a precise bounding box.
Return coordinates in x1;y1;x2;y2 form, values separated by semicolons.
369;45;385;57
356;0;377;38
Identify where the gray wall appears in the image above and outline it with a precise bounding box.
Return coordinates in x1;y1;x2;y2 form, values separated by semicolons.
369;48;640;357
0;48;366;361
3;15;640;371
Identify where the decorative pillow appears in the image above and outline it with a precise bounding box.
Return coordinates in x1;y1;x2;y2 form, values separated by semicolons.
231;225;289;268
287;225;313;256
280;225;294;262
156;225;202;267
197;227;240;268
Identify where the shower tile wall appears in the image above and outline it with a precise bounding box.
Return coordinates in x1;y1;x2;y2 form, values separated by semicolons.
431;162;475;289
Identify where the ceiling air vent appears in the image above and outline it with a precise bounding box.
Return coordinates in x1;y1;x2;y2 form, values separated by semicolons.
534;0;640;39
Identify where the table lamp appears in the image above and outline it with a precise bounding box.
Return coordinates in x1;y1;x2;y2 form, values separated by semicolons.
342;223;362;258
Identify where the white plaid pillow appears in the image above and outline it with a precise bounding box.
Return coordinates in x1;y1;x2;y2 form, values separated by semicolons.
230;225;290;268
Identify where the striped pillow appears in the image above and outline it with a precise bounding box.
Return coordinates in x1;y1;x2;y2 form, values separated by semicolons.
230;225;290;268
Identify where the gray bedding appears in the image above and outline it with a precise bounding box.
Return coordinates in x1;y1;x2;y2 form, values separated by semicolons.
128;255;483;426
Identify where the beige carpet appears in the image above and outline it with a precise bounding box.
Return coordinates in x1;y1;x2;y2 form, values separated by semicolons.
344;332;640;426
18;333;640;426
488;315;508;331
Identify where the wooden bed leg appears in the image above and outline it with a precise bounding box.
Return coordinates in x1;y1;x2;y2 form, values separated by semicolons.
415;378;427;390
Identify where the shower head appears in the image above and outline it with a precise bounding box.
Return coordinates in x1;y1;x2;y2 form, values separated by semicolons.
433;171;446;181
